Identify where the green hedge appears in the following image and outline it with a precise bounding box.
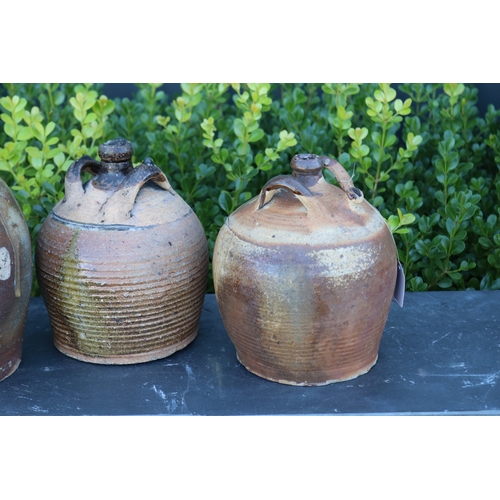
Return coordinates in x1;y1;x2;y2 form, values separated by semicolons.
1;83;500;294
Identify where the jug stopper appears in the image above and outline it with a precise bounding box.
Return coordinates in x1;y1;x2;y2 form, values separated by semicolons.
98;138;134;172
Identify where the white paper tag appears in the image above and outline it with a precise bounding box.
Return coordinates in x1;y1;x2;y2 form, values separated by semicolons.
0;247;12;281
393;261;405;308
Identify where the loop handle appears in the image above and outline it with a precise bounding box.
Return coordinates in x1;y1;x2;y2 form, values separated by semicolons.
64;156;101;202
257;175;328;217
319;156;364;204
99;159;174;220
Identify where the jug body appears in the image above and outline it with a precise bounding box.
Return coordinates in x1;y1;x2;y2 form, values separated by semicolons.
213;154;397;385
36;139;209;364
0;178;33;381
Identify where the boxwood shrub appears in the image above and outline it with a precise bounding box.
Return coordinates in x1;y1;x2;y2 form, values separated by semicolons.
1;83;499;293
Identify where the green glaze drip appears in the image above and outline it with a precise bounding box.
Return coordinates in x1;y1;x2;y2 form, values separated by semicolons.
59;228;110;356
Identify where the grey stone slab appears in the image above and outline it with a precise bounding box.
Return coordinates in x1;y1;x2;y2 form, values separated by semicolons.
1;292;499;415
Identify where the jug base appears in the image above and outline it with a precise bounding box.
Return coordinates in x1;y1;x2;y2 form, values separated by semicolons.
53;329;198;365
236;352;378;386
0;356;21;382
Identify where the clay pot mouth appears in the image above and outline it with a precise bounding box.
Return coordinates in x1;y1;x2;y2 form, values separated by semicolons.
296;153;318;161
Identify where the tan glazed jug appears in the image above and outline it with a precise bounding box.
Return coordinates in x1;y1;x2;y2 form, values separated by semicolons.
212;153;398;386
36;138;209;364
0;178;33;381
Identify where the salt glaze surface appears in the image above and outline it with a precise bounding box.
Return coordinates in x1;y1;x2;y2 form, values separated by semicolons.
0;177;33;381
36;138;208;364
213;153;397;386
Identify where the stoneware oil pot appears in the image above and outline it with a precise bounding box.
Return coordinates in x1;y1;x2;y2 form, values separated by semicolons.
0;178;33;381
212;153;398;386
36;138;209;364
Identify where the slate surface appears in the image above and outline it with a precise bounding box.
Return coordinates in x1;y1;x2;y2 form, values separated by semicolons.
1;292;499;415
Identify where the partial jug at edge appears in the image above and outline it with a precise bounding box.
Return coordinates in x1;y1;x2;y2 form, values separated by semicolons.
0;178;33;381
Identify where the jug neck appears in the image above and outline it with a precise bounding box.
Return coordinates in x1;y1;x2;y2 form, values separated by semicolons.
91;163;133;191
100;160;133;174
291;154;323;186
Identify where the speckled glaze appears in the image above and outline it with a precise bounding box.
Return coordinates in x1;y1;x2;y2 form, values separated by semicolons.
0;178;33;381
213;154;397;386
35;139;208;364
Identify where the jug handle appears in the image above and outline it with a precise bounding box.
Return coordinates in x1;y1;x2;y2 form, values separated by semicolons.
100;159;174;219
64;156;101;202
319;156;364;203
257;175;328;217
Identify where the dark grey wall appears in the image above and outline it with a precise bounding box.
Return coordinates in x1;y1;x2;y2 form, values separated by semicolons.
102;83;181;100
102;83;500;116
473;83;500;115
0;83;497;116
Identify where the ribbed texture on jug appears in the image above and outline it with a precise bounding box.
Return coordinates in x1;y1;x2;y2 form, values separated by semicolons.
36;214;208;364
213;224;396;385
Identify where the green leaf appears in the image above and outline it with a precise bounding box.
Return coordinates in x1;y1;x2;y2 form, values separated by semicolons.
17;127;34;141
408;277;428;292
0;97;14;113
258;162;274;172
31;156;43;169
84;112;97;124
219;191;233;214
248;128;265;143
410;134;422;147
445;218;456;235
386;86;397;102
401;213;415;225
277;130;297;150
374;90;385;102
385;134;397;148
45;148;62;159
45;122;55;136
0;113;13;125
321;84;335;95
239;191;252;203
386;215;399;232
73;108;83;122
451;240;466;255
437;278;453;288
26;147;43;158
233;118;245;140
338;152;350;167
45;137;59;147
477;236;493;250
193;185;209;198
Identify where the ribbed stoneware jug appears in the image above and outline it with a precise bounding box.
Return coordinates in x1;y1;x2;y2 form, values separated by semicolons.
36;138;209;364
213;153;398;386
1;178;33;381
